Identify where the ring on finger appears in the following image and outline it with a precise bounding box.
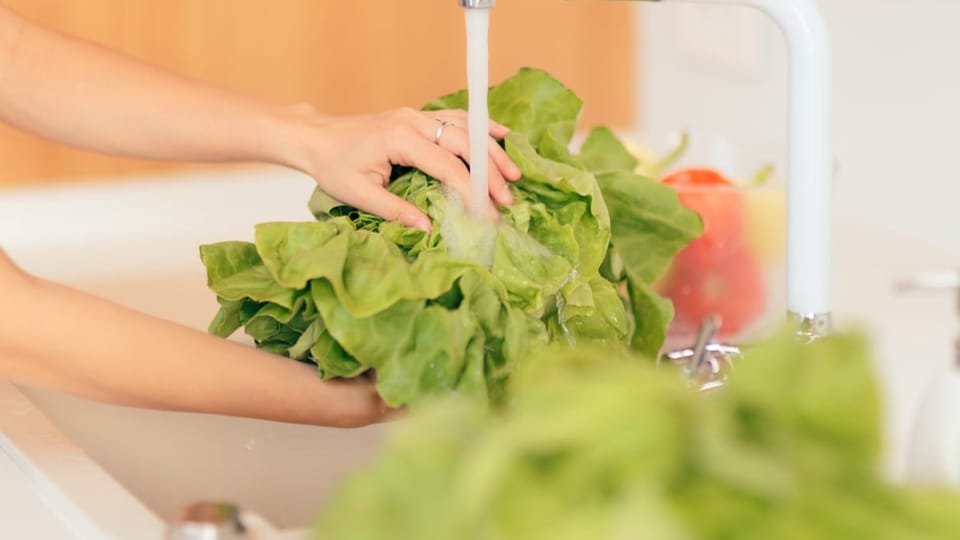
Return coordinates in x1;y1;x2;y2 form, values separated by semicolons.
433;119;455;144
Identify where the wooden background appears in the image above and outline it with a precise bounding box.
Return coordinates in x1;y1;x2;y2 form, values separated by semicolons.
0;0;636;186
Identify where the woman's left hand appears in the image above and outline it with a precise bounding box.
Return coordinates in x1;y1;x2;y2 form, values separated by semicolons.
274;105;522;231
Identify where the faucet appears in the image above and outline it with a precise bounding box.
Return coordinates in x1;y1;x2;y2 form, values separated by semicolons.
657;0;832;342
462;0;833;342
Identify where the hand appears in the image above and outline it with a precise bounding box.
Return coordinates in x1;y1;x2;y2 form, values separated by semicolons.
0;248;403;428
279;106;522;231
317;376;404;428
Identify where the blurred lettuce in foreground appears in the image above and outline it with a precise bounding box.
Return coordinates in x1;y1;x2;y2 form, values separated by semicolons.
314;332;960;540
199;68;702;407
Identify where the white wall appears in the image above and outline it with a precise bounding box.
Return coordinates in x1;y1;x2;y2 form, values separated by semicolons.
636;0;960;256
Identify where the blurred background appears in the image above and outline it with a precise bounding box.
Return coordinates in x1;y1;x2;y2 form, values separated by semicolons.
2;0;959;255
0;0;634;185
638;1;960;255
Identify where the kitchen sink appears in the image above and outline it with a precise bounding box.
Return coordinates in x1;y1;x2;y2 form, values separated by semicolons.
1;166;958;538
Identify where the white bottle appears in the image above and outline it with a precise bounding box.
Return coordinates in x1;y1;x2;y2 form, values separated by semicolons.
901;271;960;486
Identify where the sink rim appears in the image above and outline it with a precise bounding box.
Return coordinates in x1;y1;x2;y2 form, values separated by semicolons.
0;380;166;539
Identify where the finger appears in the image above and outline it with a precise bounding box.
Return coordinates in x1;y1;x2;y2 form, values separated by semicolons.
488;154;513;205
428;112;519;183
431;124;512;207
347;181;431;232
433;109;510;139
390;120;470;196
489;137;521;181
388;130;494;213
488;119;510;139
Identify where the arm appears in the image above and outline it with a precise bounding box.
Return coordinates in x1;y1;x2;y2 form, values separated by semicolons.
0;6;296;167
0;4;520;228
0;251;389;427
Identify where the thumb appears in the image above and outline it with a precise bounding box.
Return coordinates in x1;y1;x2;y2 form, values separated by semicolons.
352;186;432;233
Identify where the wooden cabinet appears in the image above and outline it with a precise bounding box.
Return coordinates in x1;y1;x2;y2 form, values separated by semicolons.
0;0;635;185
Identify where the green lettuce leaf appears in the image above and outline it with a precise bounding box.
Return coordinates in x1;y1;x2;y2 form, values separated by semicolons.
507;133;611;285
576;127;703;356
255;219;474;318
424;67;583;148
577;126;640;173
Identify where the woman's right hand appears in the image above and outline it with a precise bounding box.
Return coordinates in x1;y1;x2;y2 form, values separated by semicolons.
274;105;522;231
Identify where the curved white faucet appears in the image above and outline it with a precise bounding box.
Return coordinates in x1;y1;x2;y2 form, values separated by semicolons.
649;0;833;336
463;0;833;337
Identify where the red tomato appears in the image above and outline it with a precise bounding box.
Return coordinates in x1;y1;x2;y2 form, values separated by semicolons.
662;169;745;269
661;248;767;338
662;168;730;188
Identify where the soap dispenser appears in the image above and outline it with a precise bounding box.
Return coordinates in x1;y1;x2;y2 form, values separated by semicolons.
899;271;960;486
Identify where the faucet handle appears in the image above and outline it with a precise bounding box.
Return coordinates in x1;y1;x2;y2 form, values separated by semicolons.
894;271;960;292
895;271;960;313
895;271;960;366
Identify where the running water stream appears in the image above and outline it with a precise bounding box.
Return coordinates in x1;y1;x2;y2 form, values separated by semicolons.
464;7;491;218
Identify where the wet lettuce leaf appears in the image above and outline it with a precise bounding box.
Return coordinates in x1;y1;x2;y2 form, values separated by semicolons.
199;68;701;407
424;66;583;149
576;126;704;356
315;332;960;540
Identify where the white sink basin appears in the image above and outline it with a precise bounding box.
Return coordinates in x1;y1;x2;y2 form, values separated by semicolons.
1;166;958;537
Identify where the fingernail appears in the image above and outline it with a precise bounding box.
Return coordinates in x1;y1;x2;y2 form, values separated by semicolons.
413;221;431;233
501;187;514;204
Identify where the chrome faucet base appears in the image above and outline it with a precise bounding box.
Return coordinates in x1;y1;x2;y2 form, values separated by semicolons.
661;316;742;391
789;311;833;342
662;311;833;391
663;343;742;392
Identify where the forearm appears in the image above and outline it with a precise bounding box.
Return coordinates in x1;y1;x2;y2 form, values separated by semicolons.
0;256;377;427
0;5;301;167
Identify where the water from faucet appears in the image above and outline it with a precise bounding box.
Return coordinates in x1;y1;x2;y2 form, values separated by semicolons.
464;7;490;217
